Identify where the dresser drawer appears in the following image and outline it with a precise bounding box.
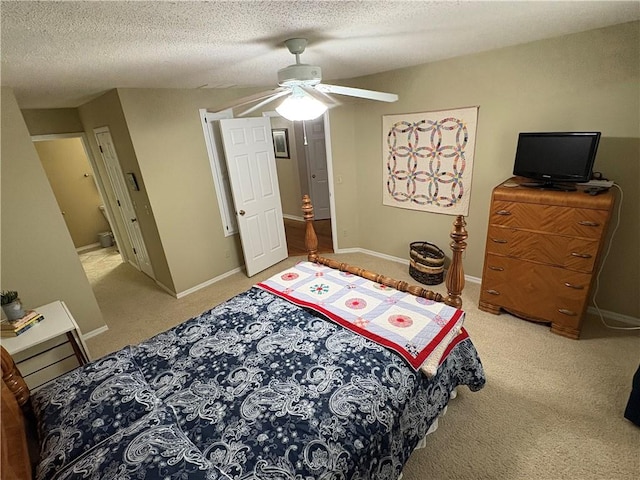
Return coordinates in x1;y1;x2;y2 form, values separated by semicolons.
485;226;599;272
490;201;608;239
480;255;591;327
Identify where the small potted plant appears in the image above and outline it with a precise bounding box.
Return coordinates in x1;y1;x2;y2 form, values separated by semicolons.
1;290;26;322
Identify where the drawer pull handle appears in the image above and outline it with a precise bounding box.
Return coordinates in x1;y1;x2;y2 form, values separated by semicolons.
564;282;585;290
558;308;577;316
489;266;504;271
570;252;592;259
491;238;508;244
496;210;511;216
485;289;500;295
578;221;600;227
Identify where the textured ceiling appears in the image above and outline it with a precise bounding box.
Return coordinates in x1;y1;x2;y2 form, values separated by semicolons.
1;0;639;109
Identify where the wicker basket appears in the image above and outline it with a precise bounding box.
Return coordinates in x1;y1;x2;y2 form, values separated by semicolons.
409;241;445;285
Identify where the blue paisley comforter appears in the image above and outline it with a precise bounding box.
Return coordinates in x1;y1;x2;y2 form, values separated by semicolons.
31;287;485;480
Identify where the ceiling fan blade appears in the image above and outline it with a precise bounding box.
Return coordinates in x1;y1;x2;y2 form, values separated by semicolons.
316;83;399;102
299;85;341;107
236;89;291;117
212;87;287;113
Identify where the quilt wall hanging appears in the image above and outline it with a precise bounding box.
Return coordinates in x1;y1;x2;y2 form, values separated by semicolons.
382;106;479;216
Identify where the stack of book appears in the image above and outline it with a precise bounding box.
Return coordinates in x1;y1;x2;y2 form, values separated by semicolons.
1;310;45;337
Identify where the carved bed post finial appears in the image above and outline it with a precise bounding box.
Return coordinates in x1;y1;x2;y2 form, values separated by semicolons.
1;346;30;407
302;194;319;262
445;215;468;309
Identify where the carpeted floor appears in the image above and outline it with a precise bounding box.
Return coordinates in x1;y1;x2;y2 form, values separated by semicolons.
81;249;640;480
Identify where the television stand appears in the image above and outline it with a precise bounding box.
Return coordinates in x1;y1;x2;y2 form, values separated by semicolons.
520;181;577;192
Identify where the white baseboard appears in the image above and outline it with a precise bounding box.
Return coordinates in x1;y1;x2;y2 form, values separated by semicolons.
175;267;244;299
82;325;109;341
155;280;178;297
76;242;101;253
587;306;640;326
283;214;304;222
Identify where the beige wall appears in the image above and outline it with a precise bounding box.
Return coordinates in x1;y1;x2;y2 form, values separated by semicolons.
35;138;110;248
326;105;361;249
21;108;84;135
1;88;105;334
77;90;174;292
115;88;265;294
329;21;639;317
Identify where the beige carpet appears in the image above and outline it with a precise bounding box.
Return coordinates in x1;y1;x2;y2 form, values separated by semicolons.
81;249;640;480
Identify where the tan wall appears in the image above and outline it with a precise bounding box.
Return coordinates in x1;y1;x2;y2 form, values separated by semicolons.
35;138;110;248
21;108;84;135
326;104;361;249
77;90;174;292
0;88;105;334
331;21;639;317
115;88;266;294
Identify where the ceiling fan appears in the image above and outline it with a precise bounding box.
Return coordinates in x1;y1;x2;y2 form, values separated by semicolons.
214;38;399;121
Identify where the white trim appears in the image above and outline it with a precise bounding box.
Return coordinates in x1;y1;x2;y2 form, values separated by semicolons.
357;248;407;265
154;280;178;297
81;325;109;341
76;242;101;253
32;132;84;142
176;267;244;299
200;108;238;237
283;214;304;222
587;306;640;326
322;113;339;253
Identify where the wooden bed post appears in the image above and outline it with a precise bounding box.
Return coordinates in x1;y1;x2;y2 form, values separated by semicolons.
301;195;470;309
444;215;468;309
302;194;319;263
1;346;30;407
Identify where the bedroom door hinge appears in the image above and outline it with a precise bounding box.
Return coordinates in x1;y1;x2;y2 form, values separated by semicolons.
117;199;121;207
133;247;137;254
99;145;103;153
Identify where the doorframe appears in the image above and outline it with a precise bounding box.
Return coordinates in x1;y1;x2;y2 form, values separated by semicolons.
93;126;155;279
262;111;338;253
199;108;237;237
31;132;129;262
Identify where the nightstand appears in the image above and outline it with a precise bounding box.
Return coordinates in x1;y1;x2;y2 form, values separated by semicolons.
1;300;90;390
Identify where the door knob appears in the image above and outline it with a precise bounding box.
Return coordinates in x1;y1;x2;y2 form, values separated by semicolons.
131;218;137;223
312;174;316;178
238;210;246;216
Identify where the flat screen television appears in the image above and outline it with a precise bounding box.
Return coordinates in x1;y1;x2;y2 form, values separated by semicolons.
512;132;601;191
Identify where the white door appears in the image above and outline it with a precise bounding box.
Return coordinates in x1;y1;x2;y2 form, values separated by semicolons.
219;117;288;277
305;117;331;220
94;128;155;279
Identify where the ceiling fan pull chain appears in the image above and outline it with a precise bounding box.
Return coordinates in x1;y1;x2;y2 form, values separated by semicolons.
302;120;309;146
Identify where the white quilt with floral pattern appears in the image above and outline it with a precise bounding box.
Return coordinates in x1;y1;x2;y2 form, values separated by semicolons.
258;261;464;374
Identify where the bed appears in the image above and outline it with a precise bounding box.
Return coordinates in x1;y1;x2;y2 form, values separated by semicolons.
1;195;485;480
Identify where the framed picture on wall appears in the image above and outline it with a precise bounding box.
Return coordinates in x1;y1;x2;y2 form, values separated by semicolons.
272;128;290;159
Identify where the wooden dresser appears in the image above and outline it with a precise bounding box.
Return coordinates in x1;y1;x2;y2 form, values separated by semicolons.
479;178;614;339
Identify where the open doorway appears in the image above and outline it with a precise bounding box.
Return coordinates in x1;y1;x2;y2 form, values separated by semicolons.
201;110;337;268
31;133;124;282
268;113;335;256
286;115;333;255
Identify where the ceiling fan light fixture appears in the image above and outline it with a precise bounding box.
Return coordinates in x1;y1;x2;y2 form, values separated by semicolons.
276;91;328;121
